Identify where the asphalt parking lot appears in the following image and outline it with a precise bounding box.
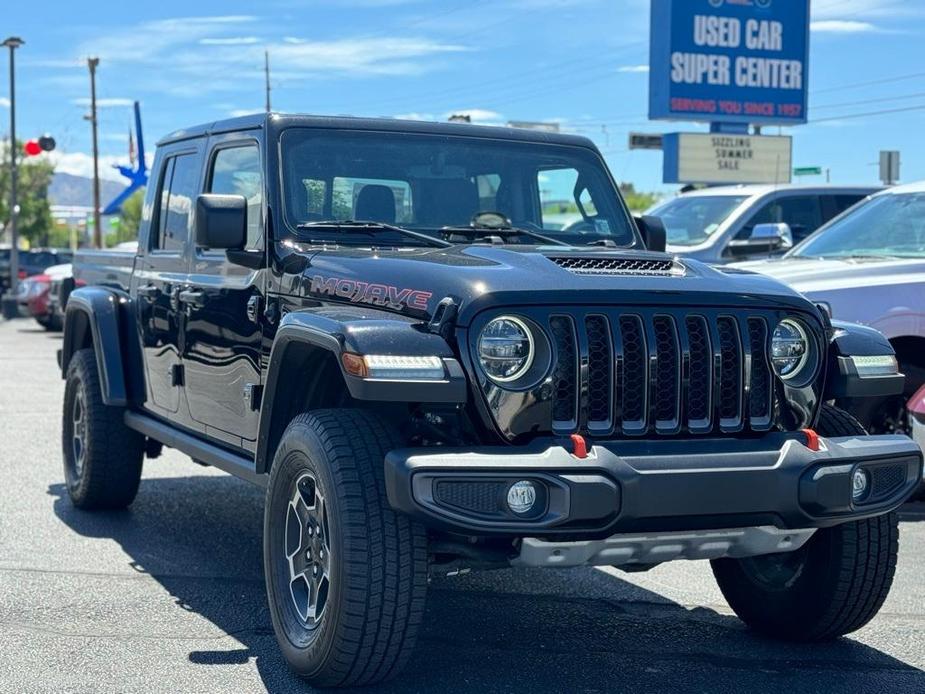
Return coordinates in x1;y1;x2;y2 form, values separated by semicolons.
1;318;924;693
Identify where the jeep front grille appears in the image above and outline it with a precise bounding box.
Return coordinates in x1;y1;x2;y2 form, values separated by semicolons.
546;310;775;436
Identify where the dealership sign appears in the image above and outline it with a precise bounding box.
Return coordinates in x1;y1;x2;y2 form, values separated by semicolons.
662;132;792;184
649;0;810;125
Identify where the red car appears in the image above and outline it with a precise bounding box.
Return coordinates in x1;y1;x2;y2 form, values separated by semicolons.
15;263;72;331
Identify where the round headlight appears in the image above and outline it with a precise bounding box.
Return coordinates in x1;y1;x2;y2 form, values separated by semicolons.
478;316;534;383
770;319;811;380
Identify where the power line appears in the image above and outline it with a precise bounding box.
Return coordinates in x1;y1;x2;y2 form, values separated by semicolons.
809;103;925;124
811;71;925;96
812;90;925;111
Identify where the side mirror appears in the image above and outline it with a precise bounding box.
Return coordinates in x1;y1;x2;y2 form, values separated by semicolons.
195;194;247;250
635;215;667;253
727;222;793;256
751;222;794;249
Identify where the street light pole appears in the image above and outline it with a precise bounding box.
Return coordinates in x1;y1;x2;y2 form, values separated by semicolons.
87;57;101;248
1;36;24;321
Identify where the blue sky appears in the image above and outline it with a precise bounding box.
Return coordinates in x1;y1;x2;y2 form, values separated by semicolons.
2;0;925;192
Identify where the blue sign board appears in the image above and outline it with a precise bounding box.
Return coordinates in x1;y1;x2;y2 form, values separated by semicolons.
649;0;810;125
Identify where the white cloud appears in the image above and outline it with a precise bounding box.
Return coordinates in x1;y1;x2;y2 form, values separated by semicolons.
0;97;9;108
810;20;879;33
200;37;260;45
392;112;436;121
271;37;468;76
617;64;649;73
50;151;132;182
812;0;918;20
228;108;263;117
71;97;134;108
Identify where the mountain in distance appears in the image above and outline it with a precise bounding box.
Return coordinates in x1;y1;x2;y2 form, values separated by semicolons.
49;173;126;209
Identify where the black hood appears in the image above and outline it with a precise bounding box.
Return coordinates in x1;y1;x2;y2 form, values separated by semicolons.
284;242;816;326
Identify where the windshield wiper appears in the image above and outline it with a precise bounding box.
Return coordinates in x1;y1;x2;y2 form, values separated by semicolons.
295;220;451;248
440;224;569;247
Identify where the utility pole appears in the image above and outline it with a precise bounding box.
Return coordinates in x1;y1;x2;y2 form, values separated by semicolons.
87;57;102;248
1;36;24;321
264;50;271;112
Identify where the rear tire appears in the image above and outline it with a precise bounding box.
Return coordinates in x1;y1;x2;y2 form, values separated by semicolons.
263;409;428;687
62;348;144;509
711;404;899;641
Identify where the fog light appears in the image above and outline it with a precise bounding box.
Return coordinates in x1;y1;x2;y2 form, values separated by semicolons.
506;480;537;514
852;468;870;502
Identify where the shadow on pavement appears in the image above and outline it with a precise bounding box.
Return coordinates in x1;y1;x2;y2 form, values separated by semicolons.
49;475;925;693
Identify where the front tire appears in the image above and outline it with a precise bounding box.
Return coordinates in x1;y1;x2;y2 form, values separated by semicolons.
62;348;144;509
711;404;899;641
263;409;428;687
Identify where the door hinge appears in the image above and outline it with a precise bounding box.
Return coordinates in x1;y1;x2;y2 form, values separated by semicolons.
244;383;263;411
169;363;185;387
246;295;262;324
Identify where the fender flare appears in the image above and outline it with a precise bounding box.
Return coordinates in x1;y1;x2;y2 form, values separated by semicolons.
61;287;131;406
255;307;466;473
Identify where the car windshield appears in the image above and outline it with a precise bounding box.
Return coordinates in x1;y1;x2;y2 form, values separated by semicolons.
790;192;925;260
280;129;637;247
648;195;748;247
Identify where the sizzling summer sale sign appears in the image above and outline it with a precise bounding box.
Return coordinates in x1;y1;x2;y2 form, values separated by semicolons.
649;0;810;125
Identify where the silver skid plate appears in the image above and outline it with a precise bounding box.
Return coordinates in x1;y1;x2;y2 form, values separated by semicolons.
513;526;816;568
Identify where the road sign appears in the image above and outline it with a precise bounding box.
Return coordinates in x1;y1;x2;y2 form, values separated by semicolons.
629;133;664;150
662;132;792;184
649;0;810;125
793;166;822;176
880;150;900;185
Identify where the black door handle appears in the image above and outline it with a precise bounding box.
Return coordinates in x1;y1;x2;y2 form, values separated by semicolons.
178;289;206;308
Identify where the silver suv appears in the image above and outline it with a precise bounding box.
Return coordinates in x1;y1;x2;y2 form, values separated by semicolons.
648;184;880;263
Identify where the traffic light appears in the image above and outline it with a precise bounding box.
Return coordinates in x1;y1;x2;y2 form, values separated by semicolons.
22;133;56;157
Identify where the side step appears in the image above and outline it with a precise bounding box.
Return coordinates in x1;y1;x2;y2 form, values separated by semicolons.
124;411;267;488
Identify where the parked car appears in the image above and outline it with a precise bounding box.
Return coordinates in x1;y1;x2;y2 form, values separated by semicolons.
1;247;74;295
647;184;879;264
16;263;71;330
732;180;925;435
61;113;919;688
912;386;925;446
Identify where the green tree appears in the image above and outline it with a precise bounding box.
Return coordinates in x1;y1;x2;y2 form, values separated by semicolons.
0;141;54;247
112;187;145;244
619;182;660;214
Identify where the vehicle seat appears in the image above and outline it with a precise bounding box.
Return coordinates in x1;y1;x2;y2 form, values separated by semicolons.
355;185;396;223
418;179;479;227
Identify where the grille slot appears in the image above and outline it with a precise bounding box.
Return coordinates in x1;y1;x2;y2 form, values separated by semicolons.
686;316;712;431
585;315;613;429
653;316;680;431
869;465;906;502
717;317;743;429
747;319;772;428
550;316;578;429
550;256;682;276
619;316;648;433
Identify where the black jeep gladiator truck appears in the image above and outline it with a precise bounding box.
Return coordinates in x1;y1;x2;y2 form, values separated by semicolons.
60;114;922;688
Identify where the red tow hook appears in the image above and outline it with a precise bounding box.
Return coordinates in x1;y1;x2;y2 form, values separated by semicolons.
570;434;588;459
801;428;821;452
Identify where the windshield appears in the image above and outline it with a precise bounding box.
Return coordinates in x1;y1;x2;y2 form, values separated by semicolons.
791;192;925;259
280;129;636;247
649;195;748;247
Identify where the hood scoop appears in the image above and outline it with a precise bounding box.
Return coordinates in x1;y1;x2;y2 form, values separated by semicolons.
548;256;685;277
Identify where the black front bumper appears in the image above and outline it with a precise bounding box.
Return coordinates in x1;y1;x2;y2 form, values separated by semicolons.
384;433;923;538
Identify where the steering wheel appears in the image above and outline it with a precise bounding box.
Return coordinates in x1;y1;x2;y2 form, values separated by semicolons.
562;219;596;234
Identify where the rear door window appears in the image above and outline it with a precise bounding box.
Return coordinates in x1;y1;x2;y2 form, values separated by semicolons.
154;153;199;252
